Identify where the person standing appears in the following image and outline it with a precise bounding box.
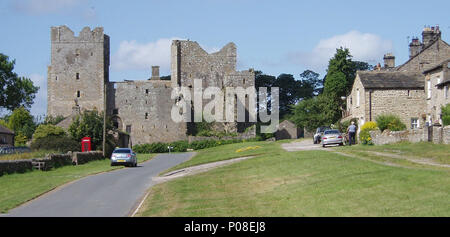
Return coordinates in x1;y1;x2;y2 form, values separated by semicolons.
347;121;357;146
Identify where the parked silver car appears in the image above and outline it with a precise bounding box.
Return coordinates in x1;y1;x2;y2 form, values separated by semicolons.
110;148;137;167
322;129;344;147
313;126;331;144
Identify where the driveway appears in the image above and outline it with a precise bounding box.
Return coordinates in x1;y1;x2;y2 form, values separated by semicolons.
4;153;194;217
281;139;323;152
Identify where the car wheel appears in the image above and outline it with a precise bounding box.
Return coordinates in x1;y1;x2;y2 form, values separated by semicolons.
322;144;325;148
339;143;344;146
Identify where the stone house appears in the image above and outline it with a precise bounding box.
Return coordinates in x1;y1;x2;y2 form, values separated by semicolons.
0;125;14;146
275;120;300;140
423;59;450;126
343;26;450;133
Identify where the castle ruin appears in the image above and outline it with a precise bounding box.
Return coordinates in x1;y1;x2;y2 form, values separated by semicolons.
47;26;256;145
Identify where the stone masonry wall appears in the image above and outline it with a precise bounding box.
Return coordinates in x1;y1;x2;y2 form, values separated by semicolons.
48;26;109;117
369;89;426;129
110;80;187;145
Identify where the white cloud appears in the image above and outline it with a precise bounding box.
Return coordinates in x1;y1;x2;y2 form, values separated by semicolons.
112;38;182;72
29;74;47;117
288;30;393;71
13;0;86;14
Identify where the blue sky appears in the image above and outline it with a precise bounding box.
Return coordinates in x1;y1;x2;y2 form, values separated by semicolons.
1;0;449;117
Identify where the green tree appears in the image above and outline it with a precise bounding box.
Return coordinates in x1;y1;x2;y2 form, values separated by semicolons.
441;104;450;126
68;110;113;150
0;53;39;111
8;107;36;139
290;95;335;131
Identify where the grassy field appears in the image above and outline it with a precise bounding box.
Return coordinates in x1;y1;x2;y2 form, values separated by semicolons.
163;141;284;174
336;142;450;165
137;142;450;217
0;150;56;161
0;153;155;213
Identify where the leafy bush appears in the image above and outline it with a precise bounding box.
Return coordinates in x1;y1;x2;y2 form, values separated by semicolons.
31;136;80;153
442;104;450;126
133;138;247;153
33;124;66;140
169;141;189;152
359;121;378;145
376;114;406;132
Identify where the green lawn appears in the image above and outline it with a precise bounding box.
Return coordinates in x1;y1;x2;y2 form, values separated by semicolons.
0;153;155;213
137;142;450;217
163;141;283;174
335;142;450;165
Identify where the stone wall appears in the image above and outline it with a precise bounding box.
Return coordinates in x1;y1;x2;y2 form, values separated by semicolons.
369;89;426;129
109;80;187;145
369;125;450;145
48;26;109;117
0;160;33;176
72;151;105;165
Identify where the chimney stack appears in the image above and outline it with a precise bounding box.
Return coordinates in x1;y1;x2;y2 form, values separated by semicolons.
383;53;395;68
409;37;422;58
422;25;441;47
150;66;160;80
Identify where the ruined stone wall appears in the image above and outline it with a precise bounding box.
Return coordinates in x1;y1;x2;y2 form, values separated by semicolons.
397;40;450;72
171;40;256;135
369;89;426;129
111;80;187;145
47;26;109;117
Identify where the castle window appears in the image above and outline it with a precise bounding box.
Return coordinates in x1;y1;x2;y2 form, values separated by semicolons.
77;91;80;98
146;89;149;94
407;90;410;97
75;49;80;57
126;125;132;134
55;76;58;81
91;52;94;56
145;113;148;119
243;78;246;84
76;73;80;80
113;109;118;115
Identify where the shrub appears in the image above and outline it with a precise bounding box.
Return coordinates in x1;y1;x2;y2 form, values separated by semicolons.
442;104;450;126
31;136;80;153
376;114;406;132
168;140;189;152
359;121;378;145
33;124;66;141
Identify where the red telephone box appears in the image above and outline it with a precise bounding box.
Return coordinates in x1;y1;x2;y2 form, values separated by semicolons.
81;137;92;152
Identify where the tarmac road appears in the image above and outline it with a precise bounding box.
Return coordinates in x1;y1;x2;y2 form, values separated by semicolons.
4;153;194;217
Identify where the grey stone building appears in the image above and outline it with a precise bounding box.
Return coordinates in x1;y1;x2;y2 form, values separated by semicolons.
0;125;14;147
47;26;255;145
344;26;450;132
275;120;300;140
423;59;450;125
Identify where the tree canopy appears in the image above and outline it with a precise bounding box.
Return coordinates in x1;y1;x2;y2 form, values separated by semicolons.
0;53;39;111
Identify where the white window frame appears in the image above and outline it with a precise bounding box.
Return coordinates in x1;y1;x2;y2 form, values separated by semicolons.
356;89;360;107
427;80;432;99
411;118;419;129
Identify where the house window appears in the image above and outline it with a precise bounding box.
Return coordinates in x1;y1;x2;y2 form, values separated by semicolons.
76;73;80;80
427;80;432;99
356;89;360;107
126;125;132;134
437;76;441;84
77;91;80;98
411;118;419;129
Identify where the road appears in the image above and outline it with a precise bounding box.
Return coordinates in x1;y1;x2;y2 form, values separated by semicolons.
5;153;194;217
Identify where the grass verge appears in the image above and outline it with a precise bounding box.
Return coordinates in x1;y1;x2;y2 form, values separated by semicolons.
0;153;155;213
136;142;449;217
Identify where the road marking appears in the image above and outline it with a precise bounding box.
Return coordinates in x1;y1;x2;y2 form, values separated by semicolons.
130;190;150;217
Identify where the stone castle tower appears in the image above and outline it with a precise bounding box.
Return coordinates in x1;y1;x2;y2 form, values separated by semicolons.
47;26;110;117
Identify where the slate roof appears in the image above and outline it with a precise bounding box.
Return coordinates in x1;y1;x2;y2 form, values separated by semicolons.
358;71;424;89
0;125;14;135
